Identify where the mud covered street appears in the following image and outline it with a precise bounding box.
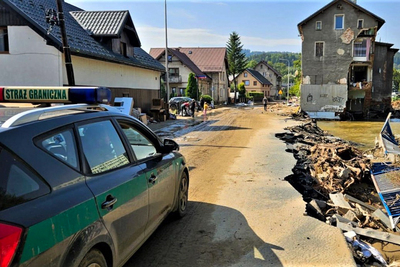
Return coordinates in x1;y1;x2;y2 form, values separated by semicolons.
124;105;355;267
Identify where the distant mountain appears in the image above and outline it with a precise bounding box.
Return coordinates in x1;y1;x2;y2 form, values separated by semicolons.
245;51;301;66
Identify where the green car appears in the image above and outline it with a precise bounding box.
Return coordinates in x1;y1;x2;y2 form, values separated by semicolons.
0;87;189;267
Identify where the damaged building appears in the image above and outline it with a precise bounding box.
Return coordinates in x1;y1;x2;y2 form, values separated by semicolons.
298;0;398;120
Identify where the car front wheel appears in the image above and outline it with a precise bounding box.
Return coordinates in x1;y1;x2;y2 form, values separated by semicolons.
79;249;107;267
173;171;188;218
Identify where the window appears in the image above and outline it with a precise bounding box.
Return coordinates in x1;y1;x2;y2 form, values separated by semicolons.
354;39;367;57
357;19;364;29
0;28;9;53
168;55;172;62
118;121;157;161
0;147;50;210
253;81;257;86
260;65;263;69
120;42;127;57
316;21;322;30
244;72;248;77
335;15;344;29
244;80;250;86
316;42;324;57
38;128;78;168
169;68;179;77
79;120;129;174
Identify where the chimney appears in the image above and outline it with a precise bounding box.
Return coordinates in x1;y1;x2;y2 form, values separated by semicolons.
349;0;357;4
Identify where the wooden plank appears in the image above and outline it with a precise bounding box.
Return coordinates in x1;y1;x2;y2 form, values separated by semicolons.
333;214;358;227
344;194;377;211
336;221;400;245
372;208;391;229
329;192;353;210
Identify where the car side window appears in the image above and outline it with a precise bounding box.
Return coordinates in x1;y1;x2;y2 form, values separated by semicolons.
0;147;50;211
39;129;78;169
79;120;130;174
118;121;157;161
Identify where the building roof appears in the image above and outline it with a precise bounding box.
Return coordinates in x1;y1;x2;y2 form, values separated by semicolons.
256;61;282;77
297;0;385;34
150;47;227;73
375;42;399;54
2;0;163;71
167;49;211;80
245;69;272;86
70;10;140;47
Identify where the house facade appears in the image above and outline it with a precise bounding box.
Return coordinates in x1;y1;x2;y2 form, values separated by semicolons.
150;48;211;99
298;0;398;119
234;68;272;97
253;61;282;98
0;0;164;113
150;47;229;103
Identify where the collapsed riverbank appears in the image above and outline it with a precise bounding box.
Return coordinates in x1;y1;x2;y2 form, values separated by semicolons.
277;111;400;266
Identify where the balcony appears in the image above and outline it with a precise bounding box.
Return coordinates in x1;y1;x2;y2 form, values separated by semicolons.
168;75;182;83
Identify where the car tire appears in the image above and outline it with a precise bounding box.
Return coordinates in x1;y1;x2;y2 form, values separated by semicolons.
79;249;107;267
173;171;188;218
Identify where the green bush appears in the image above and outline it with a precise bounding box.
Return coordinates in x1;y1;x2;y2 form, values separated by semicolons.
248;92;264;102
201;95;213;103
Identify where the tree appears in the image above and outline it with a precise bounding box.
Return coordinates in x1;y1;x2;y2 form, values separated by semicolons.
291;58;302;97
246;59;257;69
226;32;247;103
393;68;400;92
186;73;199;99
238;82;246;96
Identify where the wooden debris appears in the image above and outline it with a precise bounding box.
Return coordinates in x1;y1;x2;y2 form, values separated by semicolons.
329;192;353;210
372;208;391;229
344;194;377;212
337;221;400;246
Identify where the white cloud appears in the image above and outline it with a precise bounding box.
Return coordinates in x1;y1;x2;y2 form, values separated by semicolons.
137;26;301;53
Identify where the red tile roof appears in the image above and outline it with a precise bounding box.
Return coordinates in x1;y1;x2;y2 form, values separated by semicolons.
150;47;227;73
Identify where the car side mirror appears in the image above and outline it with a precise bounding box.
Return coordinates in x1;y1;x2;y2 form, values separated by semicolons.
163;139;179;152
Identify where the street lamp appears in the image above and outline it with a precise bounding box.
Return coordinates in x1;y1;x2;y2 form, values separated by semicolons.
279;59;290;105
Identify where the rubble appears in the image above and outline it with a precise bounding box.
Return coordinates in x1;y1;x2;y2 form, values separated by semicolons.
276;119;400;266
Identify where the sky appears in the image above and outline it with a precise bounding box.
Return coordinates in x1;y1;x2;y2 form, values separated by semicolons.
66;0;400;54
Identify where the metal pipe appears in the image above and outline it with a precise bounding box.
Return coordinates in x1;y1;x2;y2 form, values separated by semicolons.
56;0;75;86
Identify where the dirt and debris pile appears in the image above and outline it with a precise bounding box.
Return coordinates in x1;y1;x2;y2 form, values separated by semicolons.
277;121;372;201
277;120;400;266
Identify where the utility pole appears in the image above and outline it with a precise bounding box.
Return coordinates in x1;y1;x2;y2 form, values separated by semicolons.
279;59;290;105
56;0;75;86
164;0;169;102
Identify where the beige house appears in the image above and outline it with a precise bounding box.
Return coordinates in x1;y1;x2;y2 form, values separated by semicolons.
150;48;211;98
150;47;229;103
234;69;272;97
253;61;282;98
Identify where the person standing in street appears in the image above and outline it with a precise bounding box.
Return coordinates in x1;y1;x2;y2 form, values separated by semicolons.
263;96;268;111
203;101;208;121
190;99;196;118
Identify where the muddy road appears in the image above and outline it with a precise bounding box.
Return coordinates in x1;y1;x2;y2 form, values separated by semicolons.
124;106;355;267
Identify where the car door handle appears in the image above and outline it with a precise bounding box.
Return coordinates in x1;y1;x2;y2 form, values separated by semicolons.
149;173;157;184
101;195;117;210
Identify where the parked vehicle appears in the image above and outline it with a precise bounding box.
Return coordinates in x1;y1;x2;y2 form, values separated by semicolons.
168;97;192;111
0;86;189;267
